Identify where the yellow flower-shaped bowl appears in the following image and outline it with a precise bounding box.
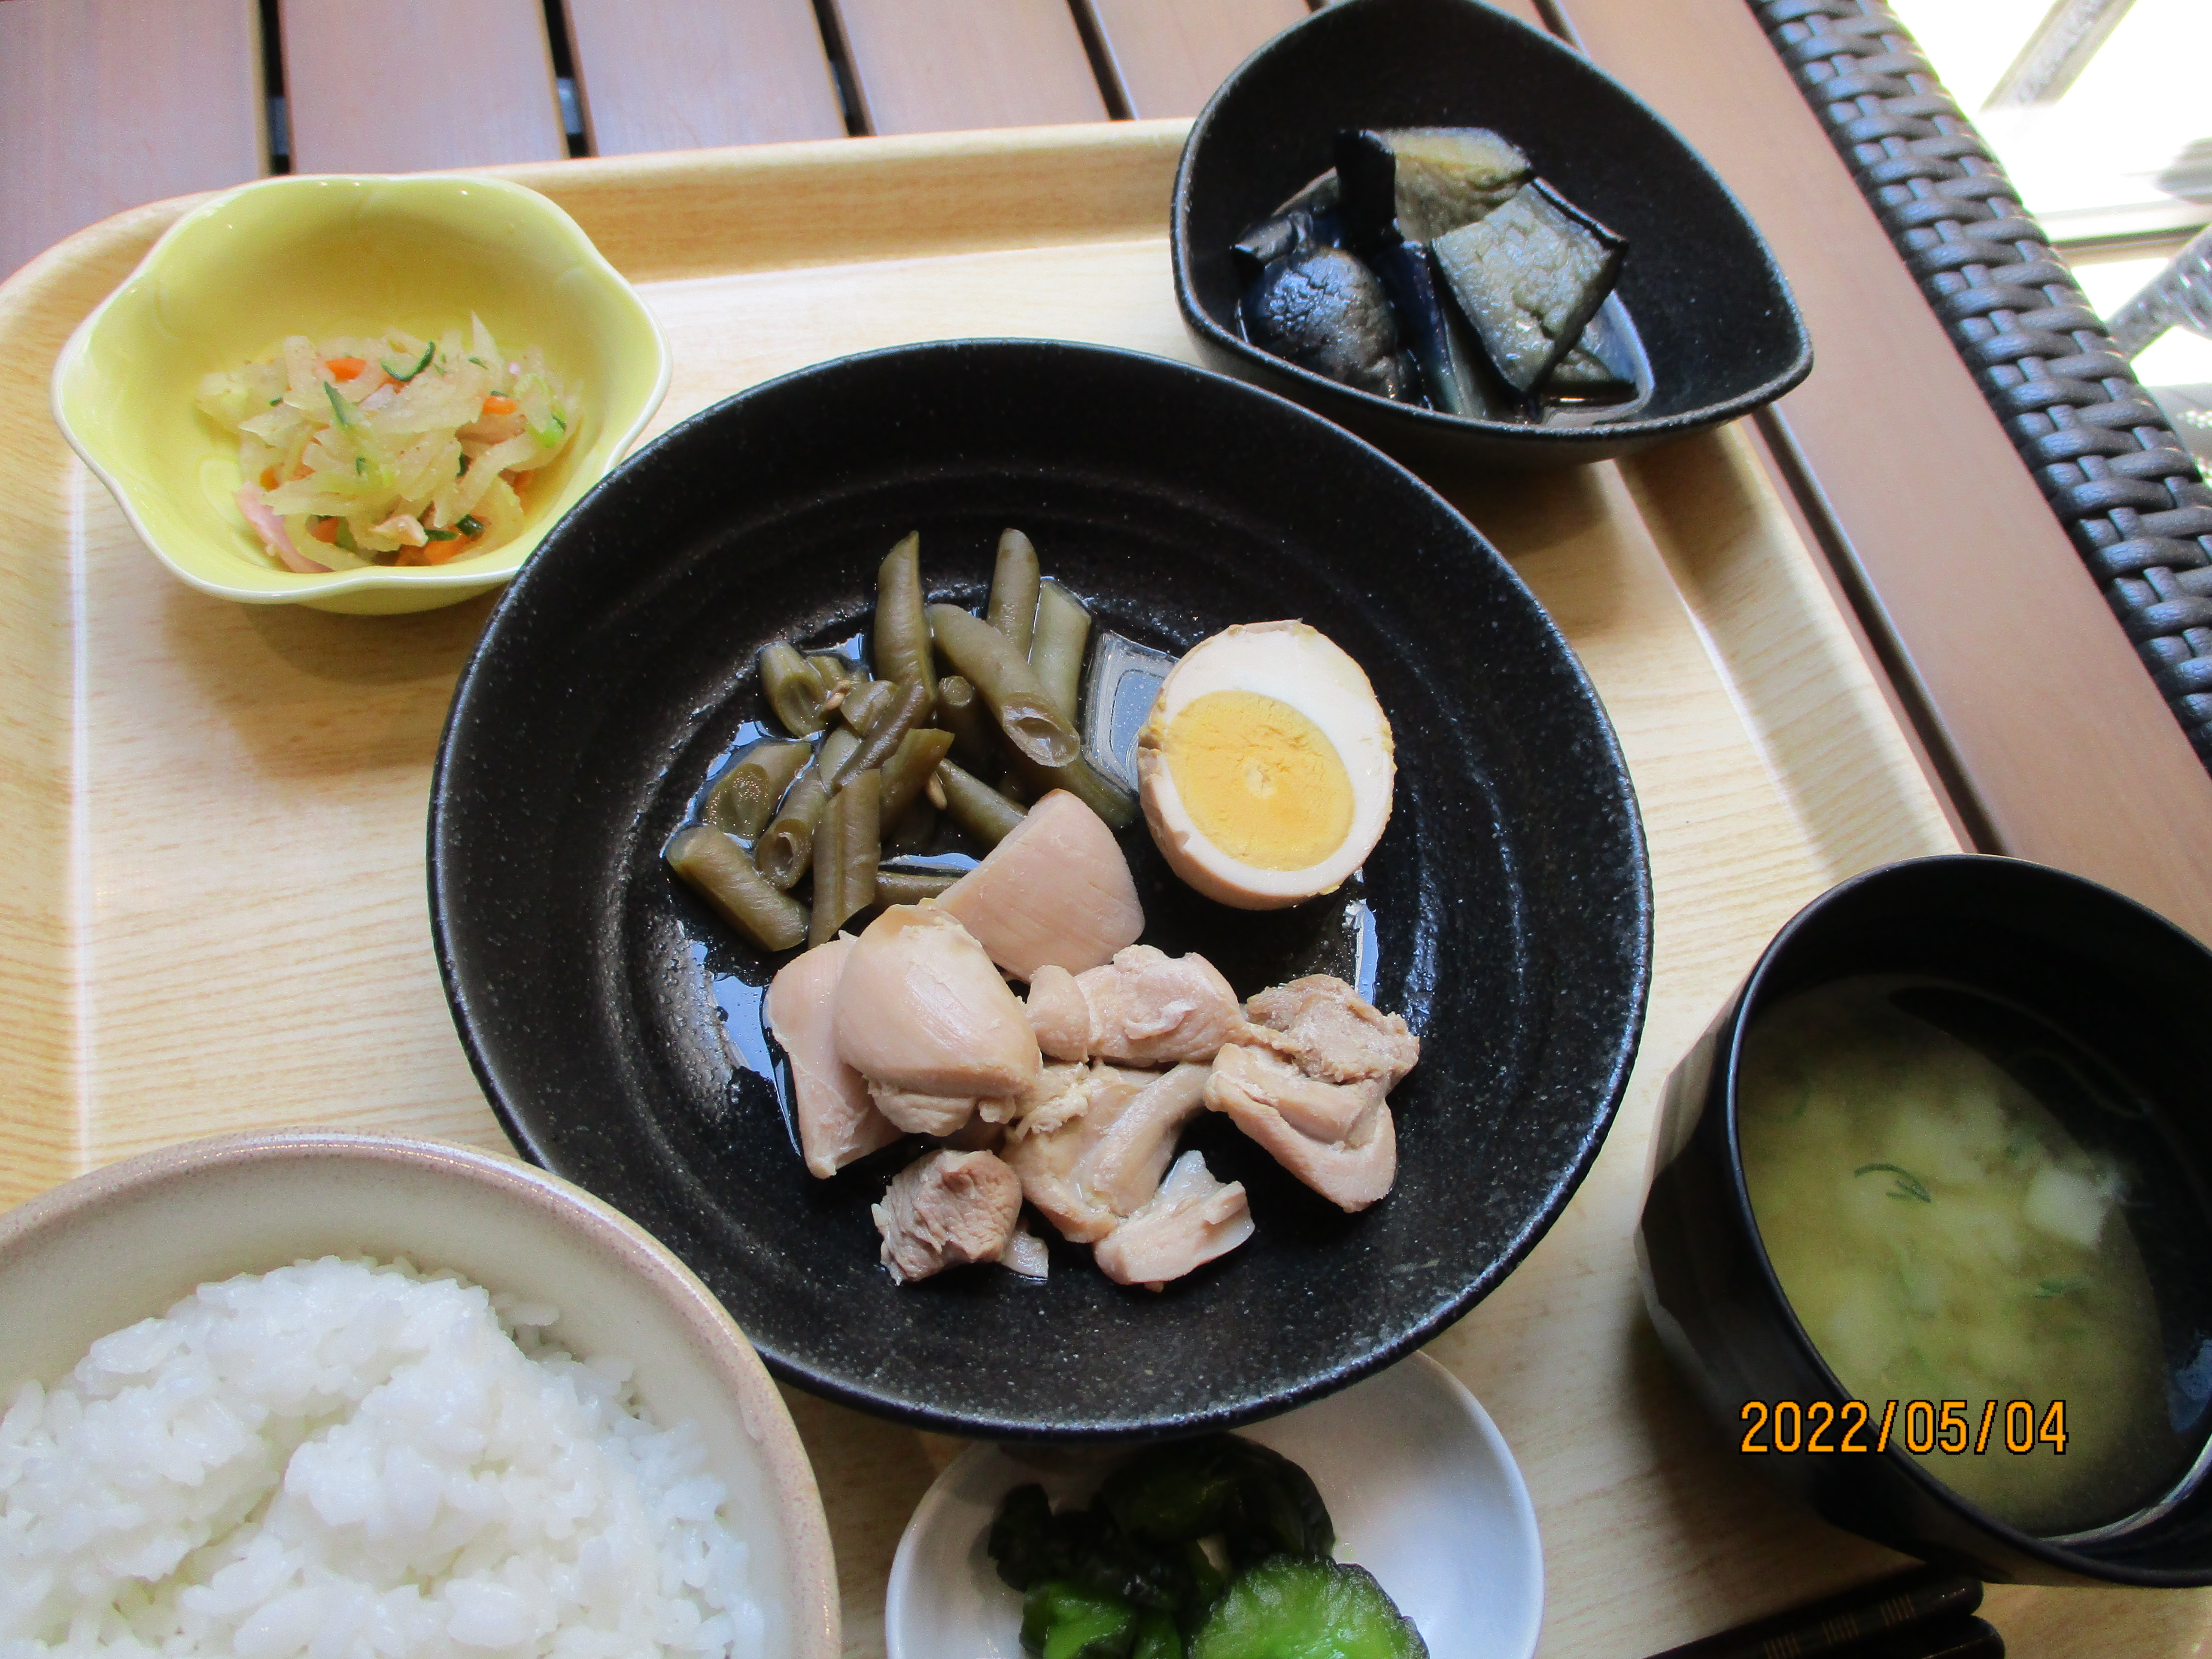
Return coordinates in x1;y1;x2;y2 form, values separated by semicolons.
51;174;670;615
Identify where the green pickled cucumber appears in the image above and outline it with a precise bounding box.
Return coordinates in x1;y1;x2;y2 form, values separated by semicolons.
1189;1558;1427;1659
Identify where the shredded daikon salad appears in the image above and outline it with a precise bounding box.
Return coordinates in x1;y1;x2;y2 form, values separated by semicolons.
196;318;580;572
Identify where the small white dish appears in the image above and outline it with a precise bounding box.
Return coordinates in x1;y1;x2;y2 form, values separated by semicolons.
886;1352;1543;1659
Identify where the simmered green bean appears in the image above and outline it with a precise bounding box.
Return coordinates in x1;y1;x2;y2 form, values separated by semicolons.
936;757;1028;847
837;677;893;735
1006;746;1139;830
757;727;860;889
874;532;937;713
1028;580;1091;726
809;768;881;947
879;727;956;824
702;739;810;839
925;604;1079;767
830;677;931;791
760;641;830;736
876;867;959;906
987;528;1041;654
933;675;998;773
667;825;808;951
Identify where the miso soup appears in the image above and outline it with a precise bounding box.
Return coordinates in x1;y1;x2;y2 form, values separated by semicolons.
1738;975;2209;1537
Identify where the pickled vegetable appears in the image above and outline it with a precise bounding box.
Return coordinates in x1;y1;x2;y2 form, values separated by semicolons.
1189;1559;1426;1659
935;674;1000;773
936;758;1028;847
1029;580;1092;727
757;728;860;889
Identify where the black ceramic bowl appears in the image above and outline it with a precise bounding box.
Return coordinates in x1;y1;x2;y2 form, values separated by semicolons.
431;338;1652;1439
1171;0;1812;473
1639;855;2212;1585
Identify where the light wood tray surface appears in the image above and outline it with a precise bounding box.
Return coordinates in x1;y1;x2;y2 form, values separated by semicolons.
4;120;2187;1657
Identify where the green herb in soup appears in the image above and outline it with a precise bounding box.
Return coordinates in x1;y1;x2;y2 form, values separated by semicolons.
1738;975;2198;1537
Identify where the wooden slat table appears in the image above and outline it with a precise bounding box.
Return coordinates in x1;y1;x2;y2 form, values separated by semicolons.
5;3;2212;1657
277;0;568;173
0;0;267;278
565;0;846;152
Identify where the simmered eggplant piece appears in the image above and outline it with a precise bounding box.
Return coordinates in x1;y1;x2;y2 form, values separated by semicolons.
1433;179;1625;398
1365;239;1490;418
1333;127;1531;246
1544;343;1635;401
1240;243;1413;402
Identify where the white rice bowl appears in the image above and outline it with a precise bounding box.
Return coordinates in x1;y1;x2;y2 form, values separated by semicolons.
0;1258;763;1659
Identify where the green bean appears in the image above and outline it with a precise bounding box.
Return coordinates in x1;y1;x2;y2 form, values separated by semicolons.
885;800;937;857
987;528;1041;654
875;867;958;907
1006;744;1139;830
702;739;811;839
936;758;1028;848
809;768;881;947
925;604;1079;767
874;532;937;713
879;727;956;825
760;641;830;736
1028;580;1091;726
837;677;893;735
667;826;808;952
933;675;998;773
829;676;931;792
757;728;860;889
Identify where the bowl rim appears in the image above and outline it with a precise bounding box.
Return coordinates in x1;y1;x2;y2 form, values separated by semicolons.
0;1126;842;1657
426;332;1655;1440
46;171;672;607
1717;851;2212;1583
1168;0;1814;447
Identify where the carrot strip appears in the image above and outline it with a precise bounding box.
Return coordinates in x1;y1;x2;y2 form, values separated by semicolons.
310;518;340;544
326;357;368;381
481;393;517;416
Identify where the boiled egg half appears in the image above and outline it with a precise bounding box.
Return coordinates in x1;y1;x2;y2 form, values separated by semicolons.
1136;620;1394;909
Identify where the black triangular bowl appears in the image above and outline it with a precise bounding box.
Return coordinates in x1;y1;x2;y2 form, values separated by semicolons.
1173;0;1813;472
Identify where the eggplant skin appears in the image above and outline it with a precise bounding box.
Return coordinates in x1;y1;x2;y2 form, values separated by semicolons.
1240;245;1412;402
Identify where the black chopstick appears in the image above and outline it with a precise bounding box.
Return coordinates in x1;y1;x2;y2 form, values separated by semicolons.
1646;1566;1995;1659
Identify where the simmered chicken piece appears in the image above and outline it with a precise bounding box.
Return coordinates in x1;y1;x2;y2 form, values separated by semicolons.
764;938;902;1178
872;1149;1023;1284
1205;974;1415;1213
1241;975;1419;1087
1206;1044;1398;1212
1025;946;1242;1066
939;790;1144;978
834;905;1041;1129
1095;1151;1254;1291
1002;1062;1212;1243
868;1086;980;1139
999;1221;1051;1279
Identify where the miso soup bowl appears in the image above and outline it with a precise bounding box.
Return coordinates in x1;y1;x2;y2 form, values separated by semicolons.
1638;855;2212;1586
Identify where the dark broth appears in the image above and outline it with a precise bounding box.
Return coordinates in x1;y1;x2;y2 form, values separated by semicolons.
1739;975;2212;1537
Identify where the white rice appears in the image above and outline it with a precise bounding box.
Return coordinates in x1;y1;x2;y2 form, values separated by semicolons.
0;1258;763;1659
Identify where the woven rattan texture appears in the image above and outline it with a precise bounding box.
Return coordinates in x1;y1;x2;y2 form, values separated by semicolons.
1750;0;2212;769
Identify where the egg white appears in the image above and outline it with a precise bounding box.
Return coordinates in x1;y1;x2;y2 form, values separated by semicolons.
1136;620;1395;910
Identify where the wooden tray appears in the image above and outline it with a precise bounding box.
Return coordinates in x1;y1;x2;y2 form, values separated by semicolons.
6;119;2148;1657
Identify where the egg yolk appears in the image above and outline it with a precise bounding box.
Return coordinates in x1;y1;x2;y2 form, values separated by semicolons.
1162;690;1355;870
